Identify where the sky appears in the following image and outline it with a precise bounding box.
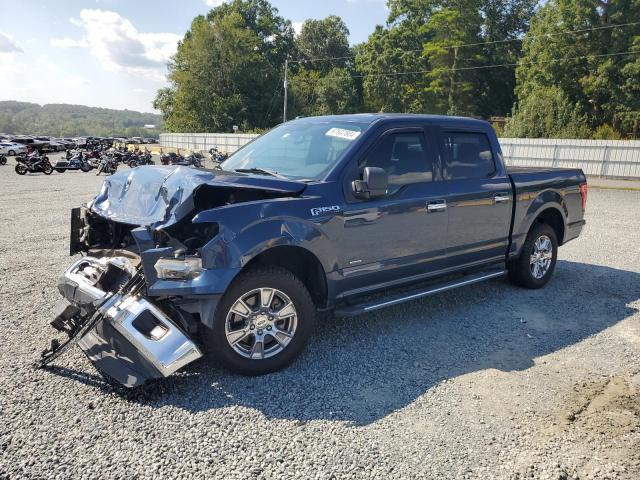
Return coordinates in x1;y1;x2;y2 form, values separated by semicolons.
0;0;388;113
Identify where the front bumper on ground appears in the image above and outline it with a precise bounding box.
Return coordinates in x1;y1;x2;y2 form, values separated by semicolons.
57;257;202;387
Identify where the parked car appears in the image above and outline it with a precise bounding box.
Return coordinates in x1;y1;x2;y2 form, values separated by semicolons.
0;142;28;156
42;114;587;388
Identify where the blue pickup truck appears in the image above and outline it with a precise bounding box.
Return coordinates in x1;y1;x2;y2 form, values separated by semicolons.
43;114;587;387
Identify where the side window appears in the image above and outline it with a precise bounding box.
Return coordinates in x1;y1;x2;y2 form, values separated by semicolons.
359;132;433;190
442;132;496;180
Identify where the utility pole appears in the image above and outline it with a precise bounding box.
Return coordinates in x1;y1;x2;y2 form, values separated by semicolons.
283;58;288;123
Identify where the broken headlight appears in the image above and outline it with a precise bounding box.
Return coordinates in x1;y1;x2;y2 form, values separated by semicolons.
154;256;203;280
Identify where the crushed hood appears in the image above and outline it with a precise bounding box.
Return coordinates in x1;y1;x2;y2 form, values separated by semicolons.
91;166;306;226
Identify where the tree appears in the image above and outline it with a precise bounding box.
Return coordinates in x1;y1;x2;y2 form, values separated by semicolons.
295;16;352;73
514;0;640;137
356;0;536;117
288;16;362;117
155;0;295;132
504;85;591;138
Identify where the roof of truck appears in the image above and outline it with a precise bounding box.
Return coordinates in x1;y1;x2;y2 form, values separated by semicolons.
290;113;491;128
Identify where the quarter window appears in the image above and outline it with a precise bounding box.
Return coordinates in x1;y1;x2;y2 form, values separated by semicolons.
359;132;433;190
442;132;495;180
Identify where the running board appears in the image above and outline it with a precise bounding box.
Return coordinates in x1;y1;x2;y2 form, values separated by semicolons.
334;269;505;317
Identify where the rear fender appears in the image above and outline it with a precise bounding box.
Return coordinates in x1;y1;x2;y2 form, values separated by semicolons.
510;189;567;258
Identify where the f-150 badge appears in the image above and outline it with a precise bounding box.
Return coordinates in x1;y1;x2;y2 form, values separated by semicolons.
310;205;341;216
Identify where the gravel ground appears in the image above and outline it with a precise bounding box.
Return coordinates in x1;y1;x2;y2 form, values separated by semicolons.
1;155;639;480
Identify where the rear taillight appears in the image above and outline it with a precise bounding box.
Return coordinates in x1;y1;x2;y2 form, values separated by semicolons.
579;183;588;211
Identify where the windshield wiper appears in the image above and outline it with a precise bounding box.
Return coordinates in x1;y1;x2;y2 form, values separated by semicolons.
234;168;285;178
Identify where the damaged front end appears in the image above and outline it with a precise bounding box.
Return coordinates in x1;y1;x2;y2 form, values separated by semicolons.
45;256;203;387
41;166;306;387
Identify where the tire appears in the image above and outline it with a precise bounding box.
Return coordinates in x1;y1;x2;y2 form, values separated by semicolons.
42;161;53;175
8;150;15;156
507;222;558;289
80;162;91;172
55;168;65;173
15;164;27;175
205;266;316;375
0;156;6;165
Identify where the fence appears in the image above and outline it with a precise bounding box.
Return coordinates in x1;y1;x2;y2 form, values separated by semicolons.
499;138;640;178
160;133;640;178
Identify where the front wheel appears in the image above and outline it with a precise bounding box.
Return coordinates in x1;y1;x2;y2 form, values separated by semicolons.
0;156;6;165
15;164;27;175
8;150;15;156
205;267;316;375
507;222;558;289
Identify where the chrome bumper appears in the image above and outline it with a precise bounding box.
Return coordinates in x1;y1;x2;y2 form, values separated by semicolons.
58;257;202;387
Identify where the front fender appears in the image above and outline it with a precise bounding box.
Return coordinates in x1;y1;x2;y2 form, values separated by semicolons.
194;196;340;280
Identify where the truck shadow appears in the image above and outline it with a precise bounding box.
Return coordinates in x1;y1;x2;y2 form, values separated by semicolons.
48;260;640;425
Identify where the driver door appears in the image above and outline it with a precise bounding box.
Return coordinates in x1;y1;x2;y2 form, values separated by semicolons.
336;128;449;294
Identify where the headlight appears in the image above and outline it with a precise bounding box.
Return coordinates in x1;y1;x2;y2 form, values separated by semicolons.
154;256;203;280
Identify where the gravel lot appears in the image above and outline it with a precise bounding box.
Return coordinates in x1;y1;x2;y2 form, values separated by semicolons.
1;154;639;480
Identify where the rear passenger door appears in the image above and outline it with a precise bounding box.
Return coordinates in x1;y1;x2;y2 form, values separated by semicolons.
439;130;512;268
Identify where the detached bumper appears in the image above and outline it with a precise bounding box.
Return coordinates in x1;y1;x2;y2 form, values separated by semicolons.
57;257;202;387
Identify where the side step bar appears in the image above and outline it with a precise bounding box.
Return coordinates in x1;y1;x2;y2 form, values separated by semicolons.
334;269;505;317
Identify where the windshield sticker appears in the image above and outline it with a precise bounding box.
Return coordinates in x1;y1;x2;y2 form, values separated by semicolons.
325;128;361;141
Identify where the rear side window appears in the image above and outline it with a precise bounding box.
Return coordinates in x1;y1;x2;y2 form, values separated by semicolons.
442;132;495;180
359;132;433;190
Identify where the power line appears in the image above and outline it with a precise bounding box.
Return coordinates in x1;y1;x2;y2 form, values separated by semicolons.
288;20;640;65
287;50;640;85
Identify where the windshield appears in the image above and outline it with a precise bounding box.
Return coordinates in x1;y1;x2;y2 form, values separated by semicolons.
221;119;371;180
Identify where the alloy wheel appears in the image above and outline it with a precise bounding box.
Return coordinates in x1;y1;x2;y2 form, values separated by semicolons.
530;234;553;279
224;287;298;360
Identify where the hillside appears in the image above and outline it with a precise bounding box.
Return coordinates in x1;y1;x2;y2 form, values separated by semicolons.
0;101;164;137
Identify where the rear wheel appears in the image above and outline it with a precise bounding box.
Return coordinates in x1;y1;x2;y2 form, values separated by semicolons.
205;267;316;375
0;156;6;165
508;222;558;289
42;161;53;175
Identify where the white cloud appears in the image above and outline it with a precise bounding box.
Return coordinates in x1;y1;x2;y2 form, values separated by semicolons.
69;9;181;82
50;37;89;49
204;0;229;6
0;32;23;53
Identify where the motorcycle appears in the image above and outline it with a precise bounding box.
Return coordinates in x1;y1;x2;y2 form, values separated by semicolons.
96;155;118;176
54;151;92;173
209;147;228;166
160;152;182;165
170;152;203;168
129;151;154;168
14;153;53;175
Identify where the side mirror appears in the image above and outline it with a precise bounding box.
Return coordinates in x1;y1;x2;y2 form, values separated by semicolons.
352;166;388;199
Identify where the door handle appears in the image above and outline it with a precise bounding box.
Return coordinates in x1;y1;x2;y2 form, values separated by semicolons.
427;200;447;212
494;194;510;204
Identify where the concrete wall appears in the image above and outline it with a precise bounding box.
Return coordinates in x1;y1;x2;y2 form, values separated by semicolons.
160;133;640;178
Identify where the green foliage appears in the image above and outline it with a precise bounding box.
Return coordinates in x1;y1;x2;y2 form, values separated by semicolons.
355;0;536;117
592;124;623;140
155;0;295;132
151;0;640;139
514;0;640;137
295;16;351;73
0;101;163;137
504;86;592;138
287;17;363;118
